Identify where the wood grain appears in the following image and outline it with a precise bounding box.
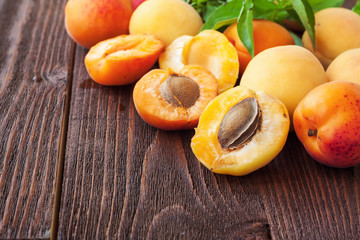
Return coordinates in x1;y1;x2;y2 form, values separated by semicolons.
57;53;359;240
0;0;72;238
0;0;359;239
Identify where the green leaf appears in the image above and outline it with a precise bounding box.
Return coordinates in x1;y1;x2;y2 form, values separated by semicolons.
308;0;344;11
201;0;244;30
237;0;254;57
253;0;286;22
353;0;360;15
290;0;315;49
289;31;303;46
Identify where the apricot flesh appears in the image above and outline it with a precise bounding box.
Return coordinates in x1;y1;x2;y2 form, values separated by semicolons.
133;65;218;130
159;30;239;94
326;48;360;85
224;19;294;74
302;7;360;68
293;81;360;168
129;0;203;46
240;45;327;123
191;86;289;176
84;34;164;86
65;0;133;49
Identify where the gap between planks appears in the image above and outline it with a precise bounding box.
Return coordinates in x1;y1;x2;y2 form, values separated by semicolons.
50;41;77;240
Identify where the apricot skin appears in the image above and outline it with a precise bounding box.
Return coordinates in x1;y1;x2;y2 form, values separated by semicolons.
224;20;294;74
129;0;203;46
326;48;360;85
84;34;164;86
302;7;360;68
293;81;360;168
65;0;133;49
240;45;327;123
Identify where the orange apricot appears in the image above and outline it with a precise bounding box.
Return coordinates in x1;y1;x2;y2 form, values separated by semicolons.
191;86;289;176
65;0;133;49
133;65;218;130
293;81;360;168
224;19;294;74
84;34;164;86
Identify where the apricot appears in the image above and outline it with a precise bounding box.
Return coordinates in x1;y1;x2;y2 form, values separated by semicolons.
326;48;360;85
224;19;294;74
132;0;146;9
133;65;218;130
129;0;203;46
293;81;360;168
191;86;289;176
302;7;360;68
64;0;133;49
84;34;164;86
159;30;239;94
240;45;327;122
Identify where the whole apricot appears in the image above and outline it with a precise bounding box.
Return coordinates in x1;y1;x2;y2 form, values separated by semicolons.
129;0;203;46
302;7;360;68
159;30;239;94
133;65;218;130
85;34;164;86
132;0;146;9
293;81;360;168
224;19;294;74
65;0;133;49
326;48;360;85
191;86;289;176
240;45;327;122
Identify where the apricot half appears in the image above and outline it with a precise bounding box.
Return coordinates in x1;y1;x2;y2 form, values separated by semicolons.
191;86;290;176
159;30;239;94
133;65;218;130
84;34;164;86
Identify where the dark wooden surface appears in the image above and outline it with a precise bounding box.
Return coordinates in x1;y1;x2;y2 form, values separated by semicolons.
0;0;359;239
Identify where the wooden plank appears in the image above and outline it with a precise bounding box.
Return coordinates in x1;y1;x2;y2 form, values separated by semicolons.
58;47;271;238
259;133;360;239
0;0;72;238
58;1;360;239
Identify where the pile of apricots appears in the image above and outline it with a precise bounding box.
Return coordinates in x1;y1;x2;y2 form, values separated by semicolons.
64;0;360;175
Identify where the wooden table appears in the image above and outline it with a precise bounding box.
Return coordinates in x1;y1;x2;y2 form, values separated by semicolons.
0;0;359;239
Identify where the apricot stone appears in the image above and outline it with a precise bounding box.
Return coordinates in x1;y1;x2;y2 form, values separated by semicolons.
302;7;360;68
240;45;327;122
65;0;133;49
129;0;203;46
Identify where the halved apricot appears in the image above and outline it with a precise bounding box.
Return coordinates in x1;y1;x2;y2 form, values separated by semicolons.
159;30;239;94
191;86;290;176
133;65;218;130
84;34;165;85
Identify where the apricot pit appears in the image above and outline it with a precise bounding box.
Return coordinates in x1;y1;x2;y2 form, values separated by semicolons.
218;97;261;149
160;74;200;108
